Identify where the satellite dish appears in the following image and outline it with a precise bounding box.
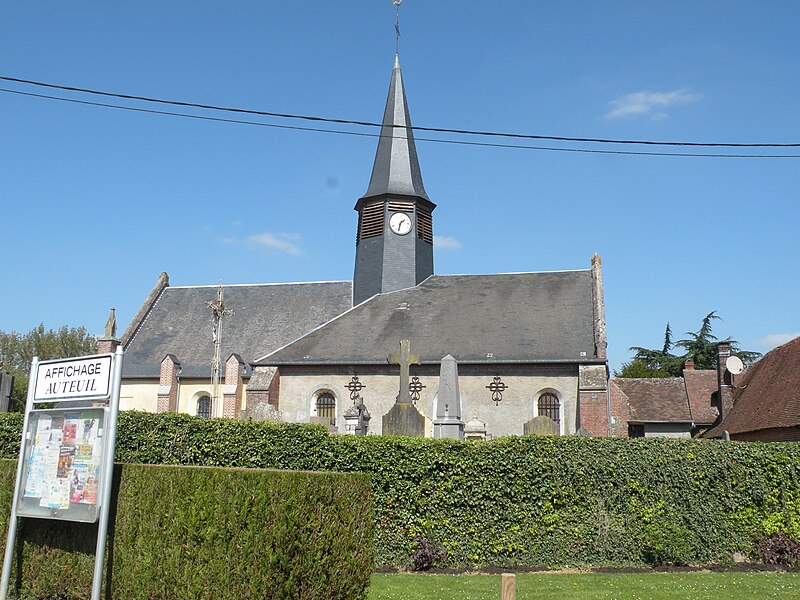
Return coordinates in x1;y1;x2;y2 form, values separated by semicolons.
726;355;744;375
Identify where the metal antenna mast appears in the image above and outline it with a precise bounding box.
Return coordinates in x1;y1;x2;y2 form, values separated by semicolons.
207;284;232;416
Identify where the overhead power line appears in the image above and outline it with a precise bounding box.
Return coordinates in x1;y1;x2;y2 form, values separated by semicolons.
2;78;799;159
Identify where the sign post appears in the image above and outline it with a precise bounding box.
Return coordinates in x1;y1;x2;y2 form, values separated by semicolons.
0;347;123;600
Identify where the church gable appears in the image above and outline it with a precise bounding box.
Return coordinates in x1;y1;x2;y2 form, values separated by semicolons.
257;271;600;367
123;280;352;379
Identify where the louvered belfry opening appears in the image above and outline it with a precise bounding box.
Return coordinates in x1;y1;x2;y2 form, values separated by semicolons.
357;201;385;242
416;205;433;243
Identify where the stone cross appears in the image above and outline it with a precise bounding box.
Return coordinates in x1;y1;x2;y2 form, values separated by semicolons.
388;339;420;404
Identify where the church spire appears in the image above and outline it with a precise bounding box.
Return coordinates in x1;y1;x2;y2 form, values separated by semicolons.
359;54;430;205
352;53;436;306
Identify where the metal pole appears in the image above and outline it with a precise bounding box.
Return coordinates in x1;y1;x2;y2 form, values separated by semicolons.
90;347;123;600
0;357;39;600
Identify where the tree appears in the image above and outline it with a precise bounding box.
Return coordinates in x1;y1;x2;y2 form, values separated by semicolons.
0;323;97;411
673;311;761;370
617;322;684;378
616;312;761;378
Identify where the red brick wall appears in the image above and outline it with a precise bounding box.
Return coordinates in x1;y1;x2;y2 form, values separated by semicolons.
578;390;608;436
157;356;179;413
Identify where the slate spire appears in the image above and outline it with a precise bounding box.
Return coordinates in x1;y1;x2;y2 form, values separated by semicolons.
360;54;430;203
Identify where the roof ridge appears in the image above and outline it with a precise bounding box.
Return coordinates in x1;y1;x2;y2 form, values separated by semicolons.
168;280;351;290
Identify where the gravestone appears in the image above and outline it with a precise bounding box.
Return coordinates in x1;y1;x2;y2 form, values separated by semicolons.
343;394;371;435
464;415;488;441
523;415;560;436
433;355;464;440
310;416;338;433
382;340;425;437
0;371;12;412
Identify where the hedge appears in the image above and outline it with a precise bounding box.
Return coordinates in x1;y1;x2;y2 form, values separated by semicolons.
2;411;800;570
0;458;373;599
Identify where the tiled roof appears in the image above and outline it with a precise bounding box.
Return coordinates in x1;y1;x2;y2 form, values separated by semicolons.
706;336;800;436
683;369;719;425
258;271;599;366
611;378;693;423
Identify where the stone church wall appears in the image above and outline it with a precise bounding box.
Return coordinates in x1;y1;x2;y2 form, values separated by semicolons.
275;364;580;438
120;379;159;412
121;378;249;417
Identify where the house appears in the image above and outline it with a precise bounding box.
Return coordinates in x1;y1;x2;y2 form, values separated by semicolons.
609;360;718;438
705;336;800;441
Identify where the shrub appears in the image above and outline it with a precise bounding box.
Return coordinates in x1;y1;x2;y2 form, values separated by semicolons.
756;532;800;567
0;460;373;600
410;536;448;571
3;411;800;570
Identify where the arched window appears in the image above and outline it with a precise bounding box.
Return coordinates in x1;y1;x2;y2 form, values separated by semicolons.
197;395;212;419
315;392;336;426
537;392;560;424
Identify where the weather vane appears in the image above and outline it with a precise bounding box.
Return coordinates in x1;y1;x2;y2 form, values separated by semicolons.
391;0;403;54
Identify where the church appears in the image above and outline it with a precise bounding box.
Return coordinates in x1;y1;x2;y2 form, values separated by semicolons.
116;54;612;439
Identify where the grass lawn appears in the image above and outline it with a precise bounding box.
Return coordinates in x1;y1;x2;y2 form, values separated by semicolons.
368;571;800;599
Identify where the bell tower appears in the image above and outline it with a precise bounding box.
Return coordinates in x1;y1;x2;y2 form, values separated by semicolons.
353;54;436;306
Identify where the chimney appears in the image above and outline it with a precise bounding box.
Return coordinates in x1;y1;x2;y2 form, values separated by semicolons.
715;342;734;419
683;359;695;371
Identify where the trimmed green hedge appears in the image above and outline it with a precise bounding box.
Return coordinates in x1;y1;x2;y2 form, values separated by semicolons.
0;459;373;599
3;411;800;570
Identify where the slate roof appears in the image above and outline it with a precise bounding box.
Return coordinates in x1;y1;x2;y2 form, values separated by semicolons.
706;336;800;437
122;281;353;378
358;54;431;206
611;378;693;423
256;271;601;366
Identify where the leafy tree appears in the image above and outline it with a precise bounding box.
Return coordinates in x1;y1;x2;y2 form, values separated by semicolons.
617;322;684;378
616;312;761;378
674;311;761;370
0;323;97;411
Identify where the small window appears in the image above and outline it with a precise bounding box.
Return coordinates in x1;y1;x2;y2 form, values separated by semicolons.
629;424;645;438
316;392;336;426
197;395;212;419
538;392;560;424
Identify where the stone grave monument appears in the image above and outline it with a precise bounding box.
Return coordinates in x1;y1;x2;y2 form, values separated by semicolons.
433;354;464;440
523;415;560;436
382;340;425;437
343;394;371;435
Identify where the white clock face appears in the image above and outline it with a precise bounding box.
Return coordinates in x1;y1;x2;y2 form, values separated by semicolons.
389;212;413;235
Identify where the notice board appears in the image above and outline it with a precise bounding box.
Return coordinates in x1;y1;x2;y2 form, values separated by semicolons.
16;407;106;523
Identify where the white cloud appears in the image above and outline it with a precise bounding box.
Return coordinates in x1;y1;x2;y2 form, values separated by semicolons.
605;90;702;120
246;233;303;256
434;235;462;250
753;333;800;350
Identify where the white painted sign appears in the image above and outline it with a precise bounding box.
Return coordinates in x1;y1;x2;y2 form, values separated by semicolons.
34;355;113;401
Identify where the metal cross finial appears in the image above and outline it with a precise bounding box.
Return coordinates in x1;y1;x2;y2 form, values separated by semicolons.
388;339;420;404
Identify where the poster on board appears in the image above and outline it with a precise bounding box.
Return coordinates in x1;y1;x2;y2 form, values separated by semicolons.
17;408;105;523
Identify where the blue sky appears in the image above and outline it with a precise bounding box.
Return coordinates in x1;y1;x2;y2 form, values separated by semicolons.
1;1;798;372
